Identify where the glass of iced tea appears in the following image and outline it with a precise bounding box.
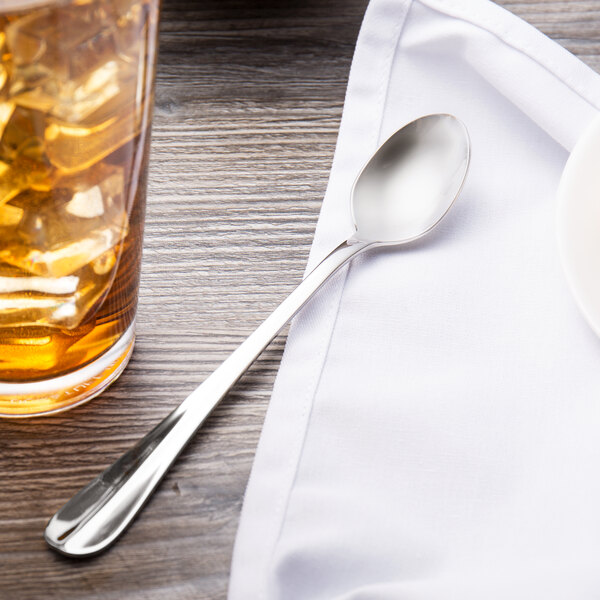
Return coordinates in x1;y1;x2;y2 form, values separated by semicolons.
0;0;159;416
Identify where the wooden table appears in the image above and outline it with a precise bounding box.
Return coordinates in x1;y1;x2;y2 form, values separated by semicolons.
1;1;598;598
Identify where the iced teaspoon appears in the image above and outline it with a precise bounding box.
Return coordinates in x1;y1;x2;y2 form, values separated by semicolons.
45;113;470;557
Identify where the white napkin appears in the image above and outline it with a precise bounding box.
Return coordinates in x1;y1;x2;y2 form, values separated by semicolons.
229;0;600;598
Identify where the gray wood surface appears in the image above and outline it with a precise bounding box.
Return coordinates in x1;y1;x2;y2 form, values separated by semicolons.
1;1;598;598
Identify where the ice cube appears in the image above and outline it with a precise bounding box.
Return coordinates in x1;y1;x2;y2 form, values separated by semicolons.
44;80;144;172
11;58;134;124
53;60;122;122
5;4;118;80
0;273;79;294
0;294;76;329
0;262;114;330
0;163;128;278
1;223;128;279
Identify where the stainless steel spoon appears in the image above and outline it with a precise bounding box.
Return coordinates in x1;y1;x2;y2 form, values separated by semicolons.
45;113;470;557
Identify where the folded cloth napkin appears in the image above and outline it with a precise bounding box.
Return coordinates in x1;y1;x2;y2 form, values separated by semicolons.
229;1;600;598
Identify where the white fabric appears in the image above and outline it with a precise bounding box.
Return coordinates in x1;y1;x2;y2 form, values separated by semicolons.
228;0;600;598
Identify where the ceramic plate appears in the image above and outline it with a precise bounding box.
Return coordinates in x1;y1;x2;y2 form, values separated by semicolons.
557;114;600;337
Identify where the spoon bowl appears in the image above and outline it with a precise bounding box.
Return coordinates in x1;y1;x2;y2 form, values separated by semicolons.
352;114;470;243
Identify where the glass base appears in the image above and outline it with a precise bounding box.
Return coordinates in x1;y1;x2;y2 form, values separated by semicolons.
0;323;135;418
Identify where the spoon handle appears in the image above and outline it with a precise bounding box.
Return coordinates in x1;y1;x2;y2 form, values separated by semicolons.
45;238;370;557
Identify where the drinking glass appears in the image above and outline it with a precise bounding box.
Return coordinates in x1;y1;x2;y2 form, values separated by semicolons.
0;0;159;416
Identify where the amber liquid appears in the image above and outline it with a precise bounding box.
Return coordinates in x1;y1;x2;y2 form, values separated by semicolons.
0;0;158;383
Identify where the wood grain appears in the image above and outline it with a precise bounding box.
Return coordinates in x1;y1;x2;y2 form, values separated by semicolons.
0;1;598;598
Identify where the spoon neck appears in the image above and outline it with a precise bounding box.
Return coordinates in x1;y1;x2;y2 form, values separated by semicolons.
346;234;370;247
311;237;370;274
